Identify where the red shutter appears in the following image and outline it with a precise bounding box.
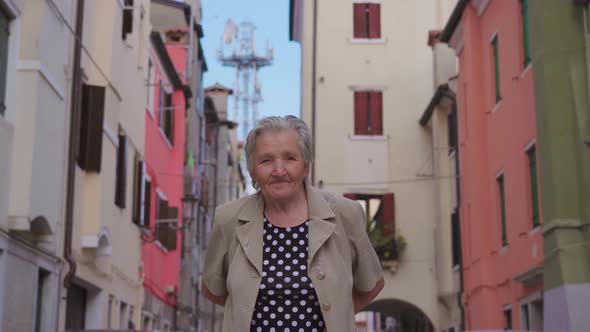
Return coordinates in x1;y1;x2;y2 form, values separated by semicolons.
344;193;357;200
382;193;395;235
354;92;369;135
353;4;367;38
369;91;383;135
369;3;381;39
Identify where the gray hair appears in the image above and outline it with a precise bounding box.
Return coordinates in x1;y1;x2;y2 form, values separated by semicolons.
245;115;313;187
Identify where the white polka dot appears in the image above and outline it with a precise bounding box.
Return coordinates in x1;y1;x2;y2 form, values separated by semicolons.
300;265;306;270
278;259;284;265
302;276;308;282
274;228;278;234
299;314;305;320
299;329;305;332
285;277;291;283
279;233;285;239
265;247;270;253
285;313;291;319
293;259;299;265
262;271;267;277
293;283;300;288
301;289;308;295
268;290;275;295
270;300;276;305
285;299;292;305
285;265;291;271
286;227;292;232
266;235;272;240
276;283;283;289
270;266;276;271
271;328;276;332
293;233;298;239
285;289;292;295
263;306;269;312
257;313;262;319
278;320;283;326
292;320;298;327
271;253;277;259
278;307;284;313
299;227;305;233
312;329;318;332
300;300;306;306
270;313;276;319
263;259;269;265
277;271;283;277
313;314;319;320
259;284;266;289
293;271;300;276
306;321;312;327
268;277;274;283
279;246;285;252
286;239;292;245
293;246;299;252
299;239;305;245
263;320;269;326
307;307;313;313
292;307;298;313
257;327;262;332
319;321;324;327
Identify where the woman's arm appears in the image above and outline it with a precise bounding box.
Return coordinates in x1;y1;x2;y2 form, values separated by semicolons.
353;277;384;313
202;282;228;306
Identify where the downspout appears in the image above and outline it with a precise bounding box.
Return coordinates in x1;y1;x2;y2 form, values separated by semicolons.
210;123;220;332
311;0;318;184
63;0;85;289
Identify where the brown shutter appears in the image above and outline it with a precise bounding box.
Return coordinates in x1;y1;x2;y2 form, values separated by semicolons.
369;4;381;39
122;0;134;40
143;180;151;227
354;91;369;135
343;193;357;200
353;4;367;38
132;155;143;225
78;84;105;172
382;193;395;234
369;91;383;135
164;94;174;143
115;134;127;208
0;9;10;116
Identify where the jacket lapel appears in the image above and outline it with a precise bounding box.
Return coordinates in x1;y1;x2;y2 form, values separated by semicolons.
235;193;265;276
306;182;337;268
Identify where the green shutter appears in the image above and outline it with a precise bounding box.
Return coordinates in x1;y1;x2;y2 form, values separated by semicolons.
0;9;10;116
522;0;531;66
498;175;508;246
528;147;540;227
492;36;501;102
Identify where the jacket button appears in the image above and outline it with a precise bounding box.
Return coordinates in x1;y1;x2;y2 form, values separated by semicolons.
317;272;325;280
322;303;331;311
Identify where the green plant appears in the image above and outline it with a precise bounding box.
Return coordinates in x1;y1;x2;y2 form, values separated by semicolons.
366;218;406;261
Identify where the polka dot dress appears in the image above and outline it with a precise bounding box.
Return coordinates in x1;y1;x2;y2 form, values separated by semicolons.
250;218;326;332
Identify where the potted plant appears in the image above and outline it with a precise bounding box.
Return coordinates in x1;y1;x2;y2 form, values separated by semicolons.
366;218;407;272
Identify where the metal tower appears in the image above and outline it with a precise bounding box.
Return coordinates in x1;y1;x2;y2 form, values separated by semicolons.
217;20;274;140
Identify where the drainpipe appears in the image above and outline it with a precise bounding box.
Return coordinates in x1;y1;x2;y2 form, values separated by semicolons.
63;0;85;289
311;0;318;185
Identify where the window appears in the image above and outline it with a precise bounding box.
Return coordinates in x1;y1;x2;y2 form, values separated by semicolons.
353;3;380;39
78;84;106;172
0;7;11;116
144;179;152;227
65;284;87;329
159;83;174;144
451;210;461;267
122;0;134;40
491;35;501;103
504;307;512;330
354;91;383;135
521;0;531;66
119;301;128;329
115;133;128;208
34;269;50;332
527;145;540;227
521;303;530;330
497;174;508;246
448;106;458;154
132;154;144;225
344;193;395;233
155;194;178;251
107;295;114;328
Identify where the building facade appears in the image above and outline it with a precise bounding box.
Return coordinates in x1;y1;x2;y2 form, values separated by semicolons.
0;0;72;330
441;0;544;330
530;1;590;331
290;0;457;330
61;0;152;329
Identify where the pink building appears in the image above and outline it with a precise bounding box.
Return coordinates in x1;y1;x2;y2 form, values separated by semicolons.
441;1;544;330
140;31;187;329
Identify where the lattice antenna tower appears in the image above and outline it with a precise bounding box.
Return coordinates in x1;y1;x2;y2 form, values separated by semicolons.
217;20;274;140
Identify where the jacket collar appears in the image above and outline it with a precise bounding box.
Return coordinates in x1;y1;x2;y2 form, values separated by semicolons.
235;180;337;276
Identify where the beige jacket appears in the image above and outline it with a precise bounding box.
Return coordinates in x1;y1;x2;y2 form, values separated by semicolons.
203;183;383;331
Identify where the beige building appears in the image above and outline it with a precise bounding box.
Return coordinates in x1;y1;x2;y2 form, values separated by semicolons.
419;31;462;332
290;0;458;330
59;0;152;329
0;0;73;331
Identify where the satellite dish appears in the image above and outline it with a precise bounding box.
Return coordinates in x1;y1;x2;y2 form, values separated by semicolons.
223;19;237;44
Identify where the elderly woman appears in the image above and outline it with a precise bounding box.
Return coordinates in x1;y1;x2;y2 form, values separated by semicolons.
202;115;384;331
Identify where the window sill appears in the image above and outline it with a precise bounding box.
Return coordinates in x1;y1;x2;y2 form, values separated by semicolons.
452;265;461;272
528;225;541;237
518;63;533;80
155;240;169;253
146;107;154;119
487;100;502;114
159;128;173;149
349;134;388;141
348;37;387;44
499;245;509;256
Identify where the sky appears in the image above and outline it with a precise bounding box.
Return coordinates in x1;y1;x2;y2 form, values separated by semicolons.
201;0;301;122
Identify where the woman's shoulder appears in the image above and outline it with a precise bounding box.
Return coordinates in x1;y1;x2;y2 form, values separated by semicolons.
213;193;259;226
315;188;362;217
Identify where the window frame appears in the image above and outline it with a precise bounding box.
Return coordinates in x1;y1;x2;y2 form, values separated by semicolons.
526;144;540;228
521;0;531;67
497;172;508;247
491;34;501;104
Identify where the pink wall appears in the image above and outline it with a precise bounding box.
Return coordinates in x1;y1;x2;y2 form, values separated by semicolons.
457;2;543;330
142;46;187;305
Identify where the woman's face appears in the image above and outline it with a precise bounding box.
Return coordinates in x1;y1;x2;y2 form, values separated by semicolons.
252;129;309;202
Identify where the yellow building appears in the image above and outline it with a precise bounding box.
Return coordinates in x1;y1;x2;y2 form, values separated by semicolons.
289;0;458;330
59;0;152;329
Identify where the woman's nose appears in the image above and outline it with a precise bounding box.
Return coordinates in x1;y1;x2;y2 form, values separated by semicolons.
272;161;287;174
